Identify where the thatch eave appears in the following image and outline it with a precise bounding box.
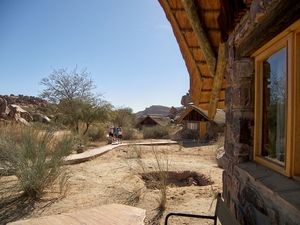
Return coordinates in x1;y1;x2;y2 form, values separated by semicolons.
158;0;251;118
176;105;225;127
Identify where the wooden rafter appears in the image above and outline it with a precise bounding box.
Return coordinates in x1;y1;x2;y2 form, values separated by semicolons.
159;0;225;119
172;9;220;15
195;61;207;66
160;0;203;98
208;42;226;119
181;0;217;77
197;79;204;104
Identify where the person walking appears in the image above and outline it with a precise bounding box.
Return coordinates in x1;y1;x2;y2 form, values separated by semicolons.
118;127;123;144
114;126;119;143
109;126;114;138
107;126;114;144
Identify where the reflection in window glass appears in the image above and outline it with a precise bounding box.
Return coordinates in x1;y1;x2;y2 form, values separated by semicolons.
262;48;286;167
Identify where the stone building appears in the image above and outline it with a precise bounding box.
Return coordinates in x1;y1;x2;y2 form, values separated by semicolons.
158;0;300;224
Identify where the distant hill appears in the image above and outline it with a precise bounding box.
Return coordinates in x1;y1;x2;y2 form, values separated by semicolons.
135;105;182;118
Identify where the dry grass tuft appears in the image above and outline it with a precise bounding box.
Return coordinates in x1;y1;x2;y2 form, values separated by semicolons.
0;125;75;199
123;145;170;223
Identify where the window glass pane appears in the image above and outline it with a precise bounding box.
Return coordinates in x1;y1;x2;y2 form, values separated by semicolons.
262;48;286;167
187;122;198;130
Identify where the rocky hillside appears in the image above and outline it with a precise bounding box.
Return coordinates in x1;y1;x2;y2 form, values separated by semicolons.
0;94;183;125
0;94;51;124
135;94;190;118
135;105;184;120
0;94;49;110
135;105;172;117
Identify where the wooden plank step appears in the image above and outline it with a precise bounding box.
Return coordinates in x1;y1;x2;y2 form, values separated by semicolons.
8;204;146;225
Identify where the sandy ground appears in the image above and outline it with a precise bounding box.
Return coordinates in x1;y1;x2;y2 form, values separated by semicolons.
0;140;223;225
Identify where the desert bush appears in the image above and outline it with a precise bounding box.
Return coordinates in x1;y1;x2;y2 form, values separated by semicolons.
120;126;139;140
87;125;106;142
30;119;67;132
152;148;168;212
211;133;225;149
186;129;200;140
126;145;142;159
0;125;75;198
73;131;90;148
120;186;144;206
142;126;170;139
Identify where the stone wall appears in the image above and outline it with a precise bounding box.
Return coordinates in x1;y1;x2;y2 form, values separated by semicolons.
223;161;300;224
223;0;300;224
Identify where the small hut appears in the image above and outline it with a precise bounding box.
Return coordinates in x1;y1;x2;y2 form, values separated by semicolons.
177;105;225;140
135;114;170;130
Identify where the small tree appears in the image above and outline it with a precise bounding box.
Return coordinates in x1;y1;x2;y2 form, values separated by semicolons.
80;99;112;135
112;106;136;128
39;66;109;134
39;66;96;104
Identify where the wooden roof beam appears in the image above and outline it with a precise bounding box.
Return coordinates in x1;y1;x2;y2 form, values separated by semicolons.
195;61;207;65
181;29;220;34
208;42;226;119
200;10;220;14
181;0;217;77
171;9;185;13
172;9;220;14
180;29;194;34
189;46;201;50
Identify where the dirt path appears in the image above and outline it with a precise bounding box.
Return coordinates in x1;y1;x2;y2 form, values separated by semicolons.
1;141;223;225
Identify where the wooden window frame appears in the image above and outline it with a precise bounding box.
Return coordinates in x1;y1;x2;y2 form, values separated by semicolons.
253;20;300;180
187;122;198;130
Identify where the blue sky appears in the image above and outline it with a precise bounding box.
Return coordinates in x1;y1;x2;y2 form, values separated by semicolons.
0;0;189;113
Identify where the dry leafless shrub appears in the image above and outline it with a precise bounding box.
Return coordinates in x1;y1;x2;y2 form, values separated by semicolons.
124;145;170;223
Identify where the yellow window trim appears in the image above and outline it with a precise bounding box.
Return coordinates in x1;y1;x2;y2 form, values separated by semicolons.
253;22;300;178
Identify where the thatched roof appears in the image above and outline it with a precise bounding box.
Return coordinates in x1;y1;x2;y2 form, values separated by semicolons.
158;0;250;119
136;114;171;127
177;105;225;127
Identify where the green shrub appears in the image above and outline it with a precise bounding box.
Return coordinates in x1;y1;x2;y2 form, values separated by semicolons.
0;125;75;198
142;126;169;139
73;131;90;147
121;126;137;140
87;125;106;141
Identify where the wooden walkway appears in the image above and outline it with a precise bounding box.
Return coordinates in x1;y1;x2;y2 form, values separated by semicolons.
65;140;178;164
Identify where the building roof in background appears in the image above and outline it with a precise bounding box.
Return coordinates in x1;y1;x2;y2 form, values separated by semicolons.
177;105;225;127
136;114;171;127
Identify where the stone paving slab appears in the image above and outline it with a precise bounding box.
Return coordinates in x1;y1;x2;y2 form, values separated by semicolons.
7;204;146;225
